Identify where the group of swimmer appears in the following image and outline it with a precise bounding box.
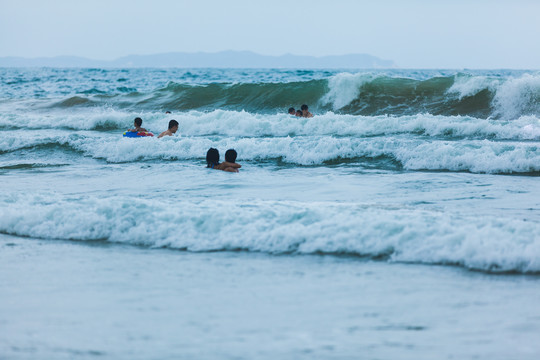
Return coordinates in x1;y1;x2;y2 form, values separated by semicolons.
127;117;241;172
288;104;313;118
128;117;179;138
126;104;315;172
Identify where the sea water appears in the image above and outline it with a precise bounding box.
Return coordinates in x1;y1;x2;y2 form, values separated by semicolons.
0;68;539;359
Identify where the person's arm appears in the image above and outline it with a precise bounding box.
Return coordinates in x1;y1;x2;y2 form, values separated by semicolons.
221;161;241;169
157;131;167;138
214;163;239;172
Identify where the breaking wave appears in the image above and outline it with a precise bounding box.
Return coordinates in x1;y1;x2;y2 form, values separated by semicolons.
1;193;539;273
6;72;535;119
1;124;539;174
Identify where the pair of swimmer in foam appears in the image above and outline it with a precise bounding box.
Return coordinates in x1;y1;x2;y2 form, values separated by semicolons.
288;104;313;118
127;117;179;138
206;148;241;173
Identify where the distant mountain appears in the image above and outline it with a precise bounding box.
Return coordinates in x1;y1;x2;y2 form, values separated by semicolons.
0;51;395;68
0;56;107;68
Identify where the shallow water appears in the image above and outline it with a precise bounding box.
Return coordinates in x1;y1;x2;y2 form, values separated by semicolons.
1;234;540;360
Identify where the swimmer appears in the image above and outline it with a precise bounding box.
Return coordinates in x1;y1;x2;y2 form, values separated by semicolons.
216;149;241;172
128;117;148;132
157;119;179;138
206;148;241;173
288;107;296;115
301;104;313;118
295;109;303;117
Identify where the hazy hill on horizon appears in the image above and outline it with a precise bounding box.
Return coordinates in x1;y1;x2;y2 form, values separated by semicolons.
0;51;395;68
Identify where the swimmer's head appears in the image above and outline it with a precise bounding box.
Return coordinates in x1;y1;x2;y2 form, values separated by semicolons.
301;104;308;111
134;117;143;127
206;148;219;167
165;111;171;114
288;107;295;115
168;119;179;133
225;149;237;163
295;110;303;117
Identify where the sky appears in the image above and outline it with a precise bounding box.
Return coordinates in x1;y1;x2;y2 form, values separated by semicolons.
1;0;539;68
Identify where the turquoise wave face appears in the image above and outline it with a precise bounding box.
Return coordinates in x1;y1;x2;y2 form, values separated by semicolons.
1;68;539;118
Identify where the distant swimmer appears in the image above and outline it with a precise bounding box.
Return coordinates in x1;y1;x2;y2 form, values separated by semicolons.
206;148;241;173
288;107;296;115
157;119;179;138
295;109;303;117
301;104;313;118
128;117;148;132
165;111;171;114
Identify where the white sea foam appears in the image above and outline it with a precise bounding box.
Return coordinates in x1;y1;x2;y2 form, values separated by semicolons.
175;111;540;140
95;136;540;173
1;193;539;273
447;74;500;100
1;128;539;173
4;110;540;140
0;107;174;131
0;131;73;152
493;73;540;119
321;72;378;110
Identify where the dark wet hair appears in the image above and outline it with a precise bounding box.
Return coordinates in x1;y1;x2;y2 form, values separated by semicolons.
168;119;179;129
165;111;171;114
288;107;295;114
296;110;303;116
301;104;308;111
134;117;143;127
225;149;237;163
206;148;219;168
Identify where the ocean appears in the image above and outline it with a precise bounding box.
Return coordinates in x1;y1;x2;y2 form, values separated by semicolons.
1;67;539;359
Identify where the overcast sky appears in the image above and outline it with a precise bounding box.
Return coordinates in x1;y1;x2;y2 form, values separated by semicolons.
1;0;539;68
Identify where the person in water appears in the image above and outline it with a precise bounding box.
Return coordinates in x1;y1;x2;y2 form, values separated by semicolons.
288;107;296;115
128;117;148;132
158;120;179;138
220;149;241;172
301;104;313;118
295;109;303;117
206;148;241;172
